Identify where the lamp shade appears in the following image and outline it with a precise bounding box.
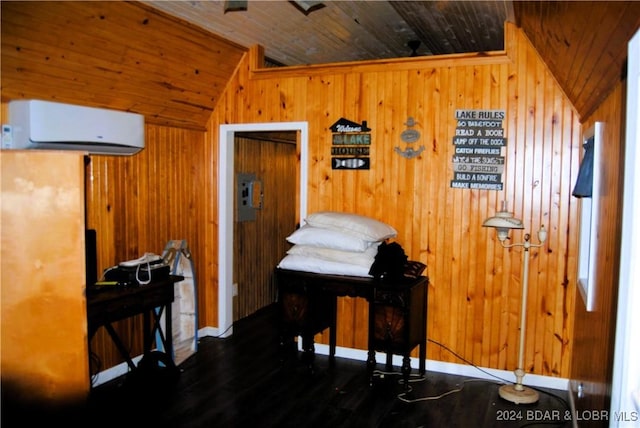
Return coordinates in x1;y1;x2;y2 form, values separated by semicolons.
483;208;524;242
482;211;525;230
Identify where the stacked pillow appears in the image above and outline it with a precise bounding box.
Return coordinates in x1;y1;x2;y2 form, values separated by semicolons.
277;211;397;277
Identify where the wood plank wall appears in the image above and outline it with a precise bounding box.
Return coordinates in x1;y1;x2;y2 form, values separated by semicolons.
207;23;581;378
4;5;625;383
570;81;626;421
84;125;212;373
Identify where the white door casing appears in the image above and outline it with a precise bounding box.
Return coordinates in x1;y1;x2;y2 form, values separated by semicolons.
218;122;308;337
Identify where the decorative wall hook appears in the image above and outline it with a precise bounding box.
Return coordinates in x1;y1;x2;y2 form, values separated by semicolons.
394;145;425;159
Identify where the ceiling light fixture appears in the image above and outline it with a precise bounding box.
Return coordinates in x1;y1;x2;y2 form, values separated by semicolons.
408;40;421;57
224;0;248;13
290;1;325;15
483;201;547;404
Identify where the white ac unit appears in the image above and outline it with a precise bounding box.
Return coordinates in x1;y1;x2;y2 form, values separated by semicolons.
4;99;145;155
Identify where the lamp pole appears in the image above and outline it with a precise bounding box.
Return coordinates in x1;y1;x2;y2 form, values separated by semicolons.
498;226;546;404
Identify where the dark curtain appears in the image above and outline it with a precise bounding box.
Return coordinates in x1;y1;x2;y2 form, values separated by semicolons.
572;136;595;198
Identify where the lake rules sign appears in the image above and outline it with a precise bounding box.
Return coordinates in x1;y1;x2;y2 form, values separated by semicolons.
330;118;371;170
450;109;506;190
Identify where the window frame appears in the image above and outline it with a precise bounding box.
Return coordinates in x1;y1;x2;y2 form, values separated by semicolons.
576;122;603;312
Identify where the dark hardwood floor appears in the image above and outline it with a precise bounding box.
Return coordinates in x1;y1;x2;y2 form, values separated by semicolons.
3;304;572;428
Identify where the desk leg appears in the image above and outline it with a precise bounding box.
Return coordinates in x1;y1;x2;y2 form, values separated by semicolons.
301;334;315;374
143;310;152;360
278;331;297;364
420;284;427;376
151;305;176;368
367;300;376;385
329;296;337;366
104;323;137;371
367;349;376;386
401;355;411;392
164;303;174;364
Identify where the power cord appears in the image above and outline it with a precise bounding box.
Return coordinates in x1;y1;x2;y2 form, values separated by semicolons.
211;322;235;339
373;368;428;384
372;368;428;393
420;338;572;427
427;338;514;384
397;378;496;403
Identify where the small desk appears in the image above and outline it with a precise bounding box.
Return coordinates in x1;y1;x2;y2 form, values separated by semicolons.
276;268;428;388
86;275;183;376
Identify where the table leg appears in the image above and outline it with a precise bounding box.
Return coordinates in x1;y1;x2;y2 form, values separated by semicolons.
385;352;393;371
143;310;152;359
402;354;411;392
103;323;137;371
163;304;174;365
367;296;376;385
329;296;337;366
301;334;315;374
367;349;376;386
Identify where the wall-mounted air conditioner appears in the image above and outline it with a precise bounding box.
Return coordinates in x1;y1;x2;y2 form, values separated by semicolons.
3;99;145;155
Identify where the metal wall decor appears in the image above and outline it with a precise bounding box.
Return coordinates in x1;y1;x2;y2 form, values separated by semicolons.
330;117;371;170
395;117;424;159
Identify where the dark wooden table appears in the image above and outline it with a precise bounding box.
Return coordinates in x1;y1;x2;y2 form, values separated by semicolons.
276;268;428;388
86;275;184;377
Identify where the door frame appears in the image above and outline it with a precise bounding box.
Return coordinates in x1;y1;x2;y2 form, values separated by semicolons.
218;122;308;337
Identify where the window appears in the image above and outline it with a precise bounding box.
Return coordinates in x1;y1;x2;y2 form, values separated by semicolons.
574;122;603;312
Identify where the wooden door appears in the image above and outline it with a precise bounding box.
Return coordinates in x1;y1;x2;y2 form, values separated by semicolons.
233;132;297;320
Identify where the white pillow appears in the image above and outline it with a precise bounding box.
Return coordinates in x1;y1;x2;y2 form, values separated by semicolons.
286;225;371;252
287;243;379;268
305;211;397;242
277;254;372;277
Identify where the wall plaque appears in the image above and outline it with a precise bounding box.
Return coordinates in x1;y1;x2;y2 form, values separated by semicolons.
330;117;371;170
395;117;425;159
450;109;506;190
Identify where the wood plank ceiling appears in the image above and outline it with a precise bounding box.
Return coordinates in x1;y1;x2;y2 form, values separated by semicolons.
146;0;640;121
0;1;247;130
147;0;514;63
2;1;639;129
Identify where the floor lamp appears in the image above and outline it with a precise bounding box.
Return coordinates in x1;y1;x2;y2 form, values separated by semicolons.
483;202;547;404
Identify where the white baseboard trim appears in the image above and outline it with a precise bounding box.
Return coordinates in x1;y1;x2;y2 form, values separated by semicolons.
92;328;219;387
90;354;143;387
199;326;222;338
199;328;569;390
309;341;569;392
94;328;568;392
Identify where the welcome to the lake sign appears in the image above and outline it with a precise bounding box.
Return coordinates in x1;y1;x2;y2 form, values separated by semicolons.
330;118;371;170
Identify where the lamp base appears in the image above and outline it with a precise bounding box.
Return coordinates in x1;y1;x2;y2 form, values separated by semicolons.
499;384;539;404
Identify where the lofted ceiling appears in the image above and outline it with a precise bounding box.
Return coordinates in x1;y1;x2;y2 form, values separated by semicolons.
2;1;639;129
146;0;640;121
146;0;515;64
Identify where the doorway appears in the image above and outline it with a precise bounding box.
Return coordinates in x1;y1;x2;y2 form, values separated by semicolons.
218;122;308;337
234;131;296;320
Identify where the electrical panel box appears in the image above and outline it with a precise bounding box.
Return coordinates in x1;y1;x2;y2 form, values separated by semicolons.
236;173;263;222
